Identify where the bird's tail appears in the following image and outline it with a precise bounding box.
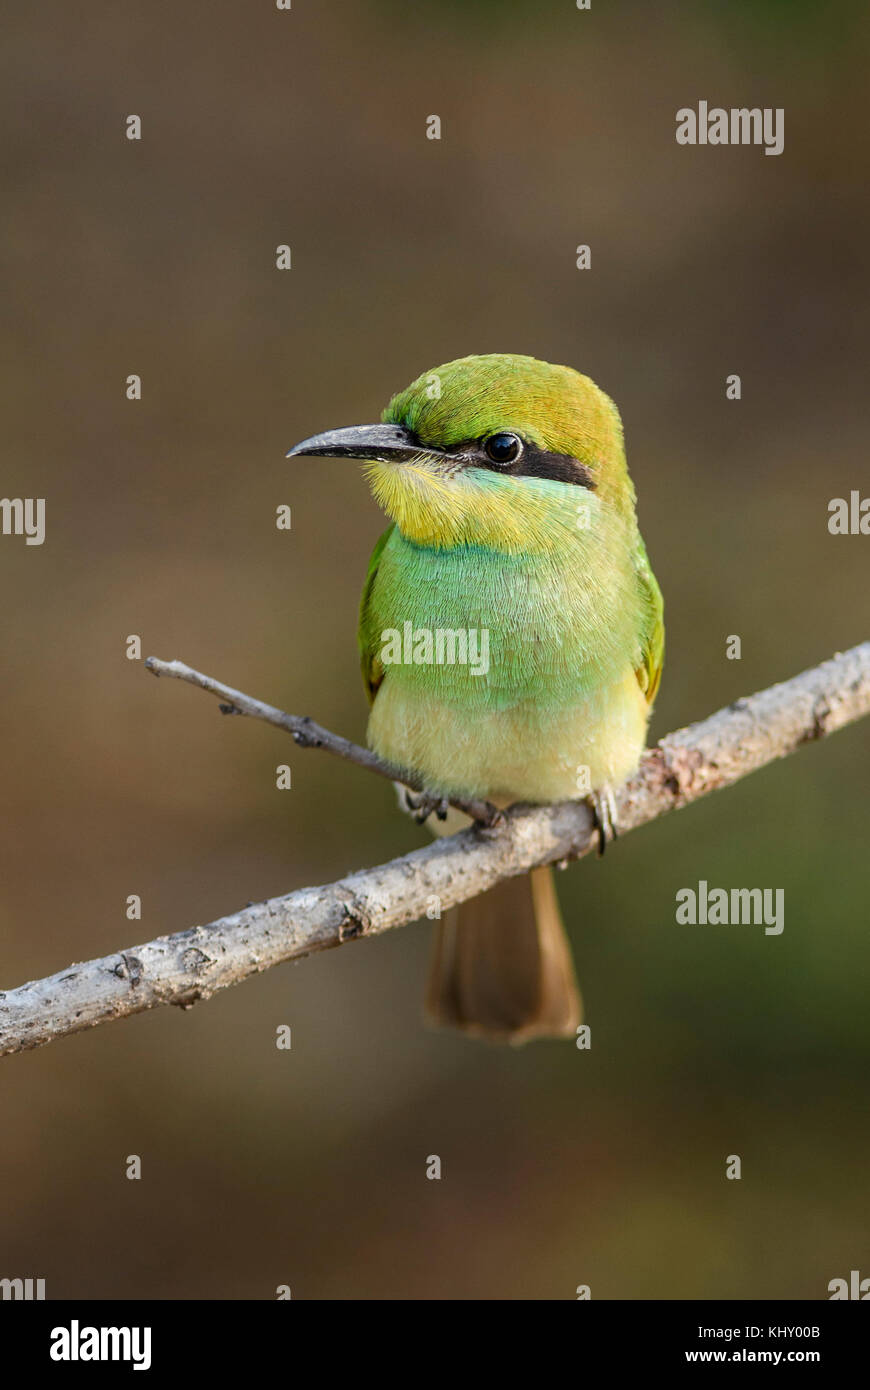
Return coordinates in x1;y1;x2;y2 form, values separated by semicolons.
424;866;581;1043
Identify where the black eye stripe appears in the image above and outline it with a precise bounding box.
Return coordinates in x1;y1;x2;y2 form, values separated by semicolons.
512;445;596;489
467;437;595;489
403;428;597;489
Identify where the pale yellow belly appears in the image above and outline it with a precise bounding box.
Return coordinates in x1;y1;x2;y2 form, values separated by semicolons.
368;666;650;805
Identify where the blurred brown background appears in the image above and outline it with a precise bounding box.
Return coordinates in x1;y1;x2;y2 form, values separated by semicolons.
1;0;868;1299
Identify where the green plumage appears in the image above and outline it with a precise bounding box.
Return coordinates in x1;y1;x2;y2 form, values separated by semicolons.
357;355;663;802
290;352;664;1040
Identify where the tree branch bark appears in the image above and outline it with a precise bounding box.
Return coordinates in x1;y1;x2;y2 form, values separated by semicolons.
1;642;868;1058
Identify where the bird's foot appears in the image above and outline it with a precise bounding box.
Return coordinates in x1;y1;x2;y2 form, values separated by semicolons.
588;785;619;857
399;786;449;825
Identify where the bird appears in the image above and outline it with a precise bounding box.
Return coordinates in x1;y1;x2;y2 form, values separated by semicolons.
287;353;663;1043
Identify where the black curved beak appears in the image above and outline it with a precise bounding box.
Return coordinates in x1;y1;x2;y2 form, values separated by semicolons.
286;423;428;463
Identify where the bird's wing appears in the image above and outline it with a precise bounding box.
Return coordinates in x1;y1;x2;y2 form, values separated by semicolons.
358;522;395;706
633;536;665;706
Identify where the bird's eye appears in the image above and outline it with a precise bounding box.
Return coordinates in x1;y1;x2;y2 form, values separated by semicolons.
484;432;523;465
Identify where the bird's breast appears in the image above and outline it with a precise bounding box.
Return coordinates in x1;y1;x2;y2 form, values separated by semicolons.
364;531;649;801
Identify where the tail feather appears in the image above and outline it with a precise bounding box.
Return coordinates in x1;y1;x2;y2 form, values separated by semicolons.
425;866;581;1044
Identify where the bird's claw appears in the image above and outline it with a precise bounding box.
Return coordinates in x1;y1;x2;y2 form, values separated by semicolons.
401;788;449;825
588;785;619;857
473;805;507;838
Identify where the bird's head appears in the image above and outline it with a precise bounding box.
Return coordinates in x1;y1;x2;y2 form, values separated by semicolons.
287;354;634;554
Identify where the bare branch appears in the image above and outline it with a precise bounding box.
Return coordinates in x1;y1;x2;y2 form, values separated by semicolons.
144;656;502;825
2;642;868;1058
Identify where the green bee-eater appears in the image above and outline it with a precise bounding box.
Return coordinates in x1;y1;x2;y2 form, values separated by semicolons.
288;354;664;1043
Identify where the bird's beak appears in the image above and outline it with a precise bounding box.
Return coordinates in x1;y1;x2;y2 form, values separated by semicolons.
286;423;428;463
